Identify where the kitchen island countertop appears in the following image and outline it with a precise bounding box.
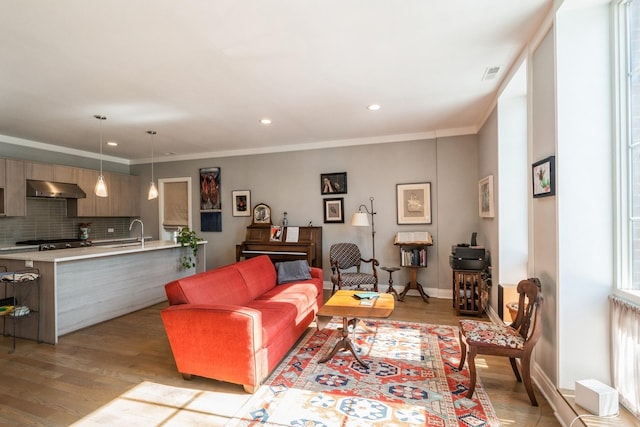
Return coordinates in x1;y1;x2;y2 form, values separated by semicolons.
0;240;206;263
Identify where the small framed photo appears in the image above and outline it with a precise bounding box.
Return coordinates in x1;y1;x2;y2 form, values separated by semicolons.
396;182;431;224
270;225;283;241
532;155;556;198
323;198;344;223
320;172;347;195
478;175;495;218
232;190;251;217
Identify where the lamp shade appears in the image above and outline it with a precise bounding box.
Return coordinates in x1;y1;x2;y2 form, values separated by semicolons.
351;212;369;227
94;175;108;198
148;181;158;200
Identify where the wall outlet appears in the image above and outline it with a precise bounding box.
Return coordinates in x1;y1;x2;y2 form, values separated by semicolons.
25;260;33;268
107;228;114;233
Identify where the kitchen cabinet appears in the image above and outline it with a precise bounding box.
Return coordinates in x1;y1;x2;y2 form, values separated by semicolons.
2;158;139;218
0;159;5;216
25;162;54;181
0;158;6;187
110;173;140;217
53;165;79;184
5;159;25;216
67;169;139;217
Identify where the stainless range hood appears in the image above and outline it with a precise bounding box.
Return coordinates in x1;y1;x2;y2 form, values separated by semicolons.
26;180;87;199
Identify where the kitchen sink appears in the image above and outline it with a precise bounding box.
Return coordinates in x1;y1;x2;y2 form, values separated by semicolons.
100;242;142;248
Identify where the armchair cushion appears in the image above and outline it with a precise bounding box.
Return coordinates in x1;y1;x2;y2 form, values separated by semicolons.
275;260;312;284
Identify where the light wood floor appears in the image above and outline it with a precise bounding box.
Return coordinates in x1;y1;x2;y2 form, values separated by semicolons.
0;292;561;426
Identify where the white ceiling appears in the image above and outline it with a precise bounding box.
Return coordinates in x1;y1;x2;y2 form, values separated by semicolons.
0;1;551;164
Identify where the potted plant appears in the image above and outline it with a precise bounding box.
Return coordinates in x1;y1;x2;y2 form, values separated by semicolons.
177;227;203;269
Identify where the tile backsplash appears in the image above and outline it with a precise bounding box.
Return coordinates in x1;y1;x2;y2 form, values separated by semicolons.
0;198;135;247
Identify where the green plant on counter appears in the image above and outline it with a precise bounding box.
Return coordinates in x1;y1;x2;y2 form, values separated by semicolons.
177;227;203;269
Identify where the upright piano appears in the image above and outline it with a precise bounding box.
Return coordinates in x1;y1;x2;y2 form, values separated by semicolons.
236;226;323;268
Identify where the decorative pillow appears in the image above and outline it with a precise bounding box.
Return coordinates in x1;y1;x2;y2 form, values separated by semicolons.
275;260;312;285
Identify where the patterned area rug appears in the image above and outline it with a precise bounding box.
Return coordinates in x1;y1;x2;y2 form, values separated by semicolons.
227;319;499;426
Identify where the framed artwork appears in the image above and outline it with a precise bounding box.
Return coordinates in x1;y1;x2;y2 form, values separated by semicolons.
396;182;431;224
270;225;283;241
200;167;221;212
532;155;556;198
252;203;272;226
323;198;344;223
232;190;251;217
478;175;495;218
320;172;347;195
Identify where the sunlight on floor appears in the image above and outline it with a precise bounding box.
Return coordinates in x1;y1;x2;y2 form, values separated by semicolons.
71;381;252;426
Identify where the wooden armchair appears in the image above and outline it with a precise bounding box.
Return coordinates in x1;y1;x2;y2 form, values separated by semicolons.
457;277;543;406
329;243;379;294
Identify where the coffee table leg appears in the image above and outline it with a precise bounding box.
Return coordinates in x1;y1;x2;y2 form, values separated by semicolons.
318;316;368;368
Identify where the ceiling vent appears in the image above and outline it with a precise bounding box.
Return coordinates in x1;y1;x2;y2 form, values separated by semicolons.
482;66;501;81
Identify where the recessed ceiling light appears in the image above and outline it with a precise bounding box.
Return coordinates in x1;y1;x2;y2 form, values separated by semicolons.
367;104;381;111
107;141;118;146
260;118;272;125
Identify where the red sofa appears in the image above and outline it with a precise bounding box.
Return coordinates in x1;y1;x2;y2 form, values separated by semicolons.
161;255;324;393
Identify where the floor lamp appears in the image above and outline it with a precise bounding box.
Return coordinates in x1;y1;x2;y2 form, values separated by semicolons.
351;196;376;261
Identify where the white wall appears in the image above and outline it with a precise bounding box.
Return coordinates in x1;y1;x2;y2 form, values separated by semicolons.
555;1;613;389
530;27;559;386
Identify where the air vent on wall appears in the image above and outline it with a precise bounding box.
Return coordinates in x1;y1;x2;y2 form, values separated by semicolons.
482;66;501;81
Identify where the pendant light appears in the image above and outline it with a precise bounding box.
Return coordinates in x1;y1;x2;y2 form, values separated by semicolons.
147;130;158;200
94;115;108;197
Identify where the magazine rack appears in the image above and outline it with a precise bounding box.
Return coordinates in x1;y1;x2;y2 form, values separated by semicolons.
1;267;41;353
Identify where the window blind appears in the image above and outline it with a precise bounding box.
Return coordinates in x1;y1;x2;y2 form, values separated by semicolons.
163;182;188;227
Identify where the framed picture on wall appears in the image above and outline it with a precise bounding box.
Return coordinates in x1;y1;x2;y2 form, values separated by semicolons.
200;167;221;211
532;155;556;198
320;172;347;195
232;190;251;217
478;175;495;218
396;182;432;224
323;198;344;223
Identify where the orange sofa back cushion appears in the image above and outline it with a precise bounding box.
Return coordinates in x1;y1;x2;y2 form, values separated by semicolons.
165;264;252;306
235;255;278;300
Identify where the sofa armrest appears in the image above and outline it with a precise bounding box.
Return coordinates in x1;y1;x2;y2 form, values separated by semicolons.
161;304;265;386
310;267;323;280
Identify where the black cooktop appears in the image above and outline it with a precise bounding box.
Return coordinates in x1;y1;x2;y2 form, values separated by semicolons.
16;239;84;245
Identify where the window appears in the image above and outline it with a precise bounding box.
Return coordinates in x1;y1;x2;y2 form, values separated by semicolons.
618;0;640;295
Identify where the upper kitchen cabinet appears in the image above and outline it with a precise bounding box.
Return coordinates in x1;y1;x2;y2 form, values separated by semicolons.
110;173;140;217
5;159;26;216
0;158;5;187
25;162;54;181
66;169;139;217
0;158;5;216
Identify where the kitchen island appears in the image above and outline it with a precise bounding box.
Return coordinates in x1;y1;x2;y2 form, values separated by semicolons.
0;240;207;344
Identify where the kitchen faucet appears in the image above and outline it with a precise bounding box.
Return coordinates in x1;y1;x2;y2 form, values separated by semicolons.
129;219;144;248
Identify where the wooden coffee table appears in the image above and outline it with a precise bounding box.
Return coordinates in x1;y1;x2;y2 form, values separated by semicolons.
316;290;395;367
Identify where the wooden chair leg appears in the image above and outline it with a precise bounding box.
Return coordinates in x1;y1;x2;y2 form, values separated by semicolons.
509;357;522;382
465;347;478;399
457;333;467;371
520;354;538;406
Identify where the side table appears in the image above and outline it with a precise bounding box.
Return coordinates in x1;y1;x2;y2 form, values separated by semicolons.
398;266;430;303
380;267;401;301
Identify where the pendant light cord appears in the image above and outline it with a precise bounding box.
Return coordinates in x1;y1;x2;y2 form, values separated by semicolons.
94;114;106;175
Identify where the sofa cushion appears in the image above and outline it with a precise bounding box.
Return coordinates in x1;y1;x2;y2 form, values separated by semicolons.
245;300;297;347
235;256;278;300
165;265;252;306
275;260;312;284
